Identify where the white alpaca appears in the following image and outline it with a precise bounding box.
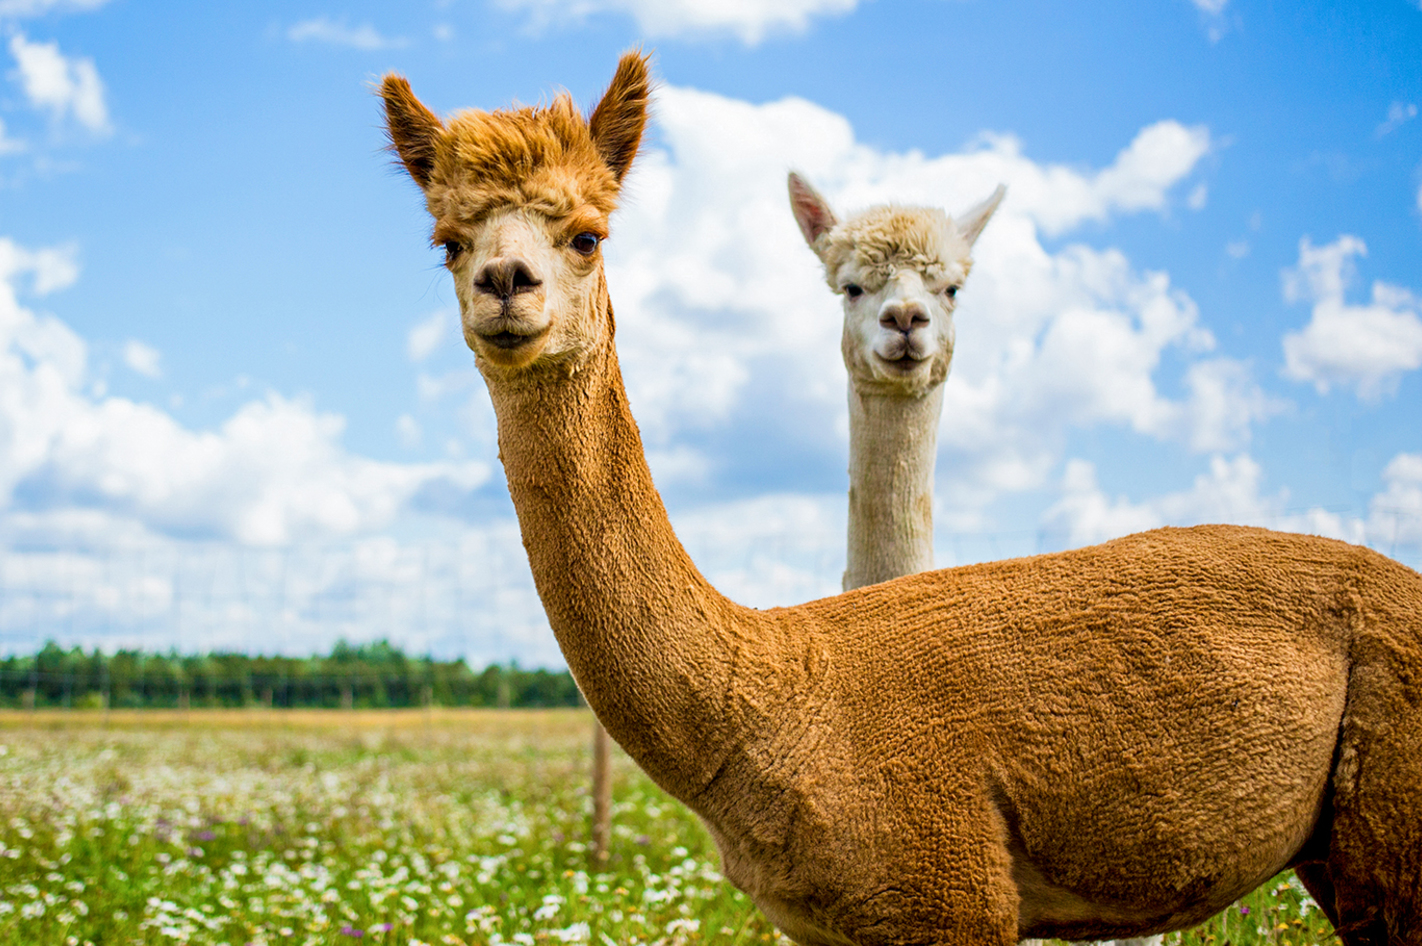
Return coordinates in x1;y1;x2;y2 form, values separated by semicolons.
790;174;1164;946
787;173;1003;590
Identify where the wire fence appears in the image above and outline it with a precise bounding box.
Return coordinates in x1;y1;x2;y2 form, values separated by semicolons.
0;529;551;665
0;507;1416;669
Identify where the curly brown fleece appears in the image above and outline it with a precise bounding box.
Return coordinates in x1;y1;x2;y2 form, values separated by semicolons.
381;52;1422;946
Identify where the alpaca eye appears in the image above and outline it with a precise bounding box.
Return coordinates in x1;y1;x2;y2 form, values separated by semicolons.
443;241;463;264
570;232;601;256
942;285;959;299
843;284;864;299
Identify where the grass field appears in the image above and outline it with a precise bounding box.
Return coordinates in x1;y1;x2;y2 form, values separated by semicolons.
0;710;1333;945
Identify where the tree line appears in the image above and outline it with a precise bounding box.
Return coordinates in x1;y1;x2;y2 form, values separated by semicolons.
0;640;583;710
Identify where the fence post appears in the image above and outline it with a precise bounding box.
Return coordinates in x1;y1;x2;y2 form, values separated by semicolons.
591;720;612;866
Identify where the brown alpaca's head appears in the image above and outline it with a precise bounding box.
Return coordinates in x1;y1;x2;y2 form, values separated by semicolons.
381;53;651;376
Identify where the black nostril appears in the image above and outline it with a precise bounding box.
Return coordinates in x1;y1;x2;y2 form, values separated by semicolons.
474;257;543;300
509;261;540;292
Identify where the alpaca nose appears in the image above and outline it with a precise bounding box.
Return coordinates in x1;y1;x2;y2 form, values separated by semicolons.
474;256;543;300
879;301;929;332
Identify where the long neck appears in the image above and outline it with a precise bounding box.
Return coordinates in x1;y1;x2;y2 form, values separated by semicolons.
486;316;755;799
844;383;943;590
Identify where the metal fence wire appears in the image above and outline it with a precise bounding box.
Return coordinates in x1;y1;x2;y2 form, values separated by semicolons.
0;510;1416;670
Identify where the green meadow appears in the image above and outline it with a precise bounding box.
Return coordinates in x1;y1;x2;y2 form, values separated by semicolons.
0;710;1332;945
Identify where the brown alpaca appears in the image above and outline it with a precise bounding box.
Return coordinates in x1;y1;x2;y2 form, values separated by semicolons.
381;53;1422;946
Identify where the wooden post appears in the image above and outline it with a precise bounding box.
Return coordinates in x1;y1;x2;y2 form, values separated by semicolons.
590;719;612;865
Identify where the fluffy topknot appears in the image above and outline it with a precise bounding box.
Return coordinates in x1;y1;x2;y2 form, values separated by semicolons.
817;205;968;292
431;95;624;224
381;52;651;233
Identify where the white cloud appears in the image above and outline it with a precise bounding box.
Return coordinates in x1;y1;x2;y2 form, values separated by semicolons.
0;522;559;664
407;309;451;362
671;493;843;606
1370;453;1422;549
1172;358;1281;452
1377;101;1418;137
7;32;110;134
0;117;24;155
0;238;489;548
908;120;1210;237
23;393;489;546
496;0;857;44
604;86;1250;519
1186;0;1231;41
1084;121;1212;224
1041;449;1422;570
287;17;405;50
0;0;108;16
396;413;422;448
122;339;161;379
1043;454;1366;549
0;237;78;294
1281;235;1422;399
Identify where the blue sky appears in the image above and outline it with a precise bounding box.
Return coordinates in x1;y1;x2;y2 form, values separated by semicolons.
1;0;1419;664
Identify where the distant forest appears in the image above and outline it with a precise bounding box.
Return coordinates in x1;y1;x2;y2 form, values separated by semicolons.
0;640;583;710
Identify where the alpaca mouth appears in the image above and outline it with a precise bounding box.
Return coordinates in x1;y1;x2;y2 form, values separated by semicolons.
475;316;548;350
875;351;927;369
483;330;542;349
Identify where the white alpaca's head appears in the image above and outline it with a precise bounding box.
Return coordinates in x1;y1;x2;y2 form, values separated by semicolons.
789;173;1004;396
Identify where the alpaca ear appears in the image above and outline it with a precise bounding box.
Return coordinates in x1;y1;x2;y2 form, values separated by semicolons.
787;172;838;247
956;184;1006;248
589;51;652;183
381;74;445;190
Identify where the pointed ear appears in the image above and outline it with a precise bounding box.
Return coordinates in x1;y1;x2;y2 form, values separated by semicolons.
589;51;652;183
787;172;838;248
956;184;1006;248
381;74;445;190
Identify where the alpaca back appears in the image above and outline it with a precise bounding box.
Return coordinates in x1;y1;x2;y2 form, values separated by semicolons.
701;525;1413;939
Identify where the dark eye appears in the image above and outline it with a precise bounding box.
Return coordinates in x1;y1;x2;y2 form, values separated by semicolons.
843;284;864;299
942;285;959;299
570;232;601;256
443;241;462;265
